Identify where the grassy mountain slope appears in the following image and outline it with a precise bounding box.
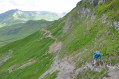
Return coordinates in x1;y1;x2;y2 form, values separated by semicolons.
47;0;119;63
46;0;119;78
0;20;53;47
0;31;55;79
0;0;119;79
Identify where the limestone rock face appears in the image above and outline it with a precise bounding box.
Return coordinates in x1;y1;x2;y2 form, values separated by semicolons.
93;0;99;6
114;21;119;30
77;0;106;6
76;1;82;7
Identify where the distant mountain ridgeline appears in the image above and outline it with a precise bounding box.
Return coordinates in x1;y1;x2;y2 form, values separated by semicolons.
0;9;66;27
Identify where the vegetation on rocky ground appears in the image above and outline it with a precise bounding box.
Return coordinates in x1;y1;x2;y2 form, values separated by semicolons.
0;0;119;79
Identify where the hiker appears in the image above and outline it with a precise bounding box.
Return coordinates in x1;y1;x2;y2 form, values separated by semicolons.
92;51;102;66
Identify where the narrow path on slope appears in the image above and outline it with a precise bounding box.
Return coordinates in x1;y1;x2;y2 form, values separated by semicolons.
39;28;57;41
39;29;76;79
38;29;103;79
39;47;76;79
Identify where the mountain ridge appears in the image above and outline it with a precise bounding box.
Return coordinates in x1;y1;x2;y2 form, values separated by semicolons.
0;9;66;27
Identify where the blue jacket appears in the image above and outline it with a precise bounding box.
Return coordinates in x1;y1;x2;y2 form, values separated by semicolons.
93;52;102;60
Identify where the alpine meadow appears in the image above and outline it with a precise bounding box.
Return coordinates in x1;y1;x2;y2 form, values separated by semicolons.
0;0;119;79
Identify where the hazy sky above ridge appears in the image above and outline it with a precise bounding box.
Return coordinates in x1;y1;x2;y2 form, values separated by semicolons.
0;0;81;13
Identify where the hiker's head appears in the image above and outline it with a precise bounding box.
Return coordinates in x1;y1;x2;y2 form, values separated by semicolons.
97;51;100;55
96;51;98;53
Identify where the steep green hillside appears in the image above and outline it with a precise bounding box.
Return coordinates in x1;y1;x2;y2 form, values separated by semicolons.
0;31;55;79
46;0;119;78
0;20;53;47
0;0;119;79
0;9;65;26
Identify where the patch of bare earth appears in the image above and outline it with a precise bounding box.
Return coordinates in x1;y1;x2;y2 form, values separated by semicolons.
8;59;37;73
0;50;13;66
69;62;106;79
103;63;119;79
55;56;75;79
39;55;75;79
49;41;62;53
8;64;17;72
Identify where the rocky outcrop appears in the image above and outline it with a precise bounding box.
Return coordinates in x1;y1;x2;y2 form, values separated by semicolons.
104;63;119;79
0;50;13;66
77;8;91;18
76;1;82;7
64;15;75;33
113;21;119;30
98;0;106;4
77;0;107;6
93;0;99;6
82;0;99;6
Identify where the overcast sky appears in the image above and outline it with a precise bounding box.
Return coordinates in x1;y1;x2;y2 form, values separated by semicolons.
0;0;81;14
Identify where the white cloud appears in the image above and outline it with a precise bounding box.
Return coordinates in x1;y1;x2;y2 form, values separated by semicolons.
0;0;80;13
